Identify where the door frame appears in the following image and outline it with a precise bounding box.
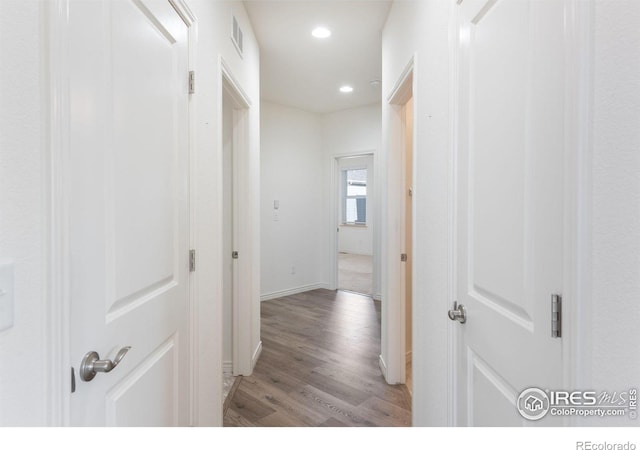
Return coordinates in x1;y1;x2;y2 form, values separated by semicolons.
329;152;376;294
46;0;197;426
448;0;593;425
560;0;595;425
381;55;416;385
219;58;255;377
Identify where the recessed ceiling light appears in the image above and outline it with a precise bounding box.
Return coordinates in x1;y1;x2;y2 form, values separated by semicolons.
312;27;331;39
340;85;354;93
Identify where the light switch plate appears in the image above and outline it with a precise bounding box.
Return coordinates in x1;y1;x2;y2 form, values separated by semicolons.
0;260;15;332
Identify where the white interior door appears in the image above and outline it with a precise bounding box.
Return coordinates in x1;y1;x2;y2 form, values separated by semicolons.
455;0;565;426
68;0;191;426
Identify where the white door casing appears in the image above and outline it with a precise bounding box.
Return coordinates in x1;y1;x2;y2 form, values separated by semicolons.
220;61;257;377
222;89;235;376
68;0;192;426
454;0;566;425
403;97;414;369
382;60;414;384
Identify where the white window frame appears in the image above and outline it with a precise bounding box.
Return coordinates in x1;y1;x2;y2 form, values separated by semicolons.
342;167;367;225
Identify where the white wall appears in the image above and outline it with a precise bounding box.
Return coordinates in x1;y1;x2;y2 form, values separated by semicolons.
0;0;47;426
260;103;382;300
586;0;640;425
382;0;453;426
260;102;326;300
322;104;382;157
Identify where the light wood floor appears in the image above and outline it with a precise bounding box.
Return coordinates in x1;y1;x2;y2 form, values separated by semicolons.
223;289;412;427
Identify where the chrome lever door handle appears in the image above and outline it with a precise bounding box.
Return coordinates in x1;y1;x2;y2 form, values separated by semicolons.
448;302;467;324
79;346;131;382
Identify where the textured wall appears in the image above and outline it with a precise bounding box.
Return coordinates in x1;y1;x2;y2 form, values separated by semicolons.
260;102;325;298
0;0;47;425
588;0;640;426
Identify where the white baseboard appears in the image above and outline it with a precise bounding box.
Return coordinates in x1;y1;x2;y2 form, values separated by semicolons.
260;283;329;301
251;340;262;371
223;360;233;375
378;354;387;379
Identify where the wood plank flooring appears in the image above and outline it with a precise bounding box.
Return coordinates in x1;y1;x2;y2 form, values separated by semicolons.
223;289;411;427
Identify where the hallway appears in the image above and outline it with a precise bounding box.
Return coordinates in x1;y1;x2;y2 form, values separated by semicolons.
223;290;411;427
0;0;638;436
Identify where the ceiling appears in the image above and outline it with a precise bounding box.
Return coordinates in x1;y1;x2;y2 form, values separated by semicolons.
244;1;393;114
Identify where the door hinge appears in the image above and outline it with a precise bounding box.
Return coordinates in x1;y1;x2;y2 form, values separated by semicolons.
551;294;562;338
401;253;407;262
189;249;196;272
189;71;195;94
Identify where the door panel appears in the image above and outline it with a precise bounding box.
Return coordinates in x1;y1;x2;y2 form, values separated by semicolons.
468;350;523;427
69;0;190;426
105;337;177;426
456;0;565;426
471;0;529;325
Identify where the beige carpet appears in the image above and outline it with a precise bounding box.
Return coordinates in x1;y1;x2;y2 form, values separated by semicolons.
338;253;373;296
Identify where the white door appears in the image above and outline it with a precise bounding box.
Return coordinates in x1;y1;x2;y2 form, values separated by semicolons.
455;0;565;425
68;0;191;426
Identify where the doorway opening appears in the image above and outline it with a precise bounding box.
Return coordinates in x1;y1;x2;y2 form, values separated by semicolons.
402;97;414;395
221;87;236;404
336;155;375;297
381;58;414;391
220;64;252;409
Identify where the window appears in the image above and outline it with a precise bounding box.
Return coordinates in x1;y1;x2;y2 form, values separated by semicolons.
342;168;367;225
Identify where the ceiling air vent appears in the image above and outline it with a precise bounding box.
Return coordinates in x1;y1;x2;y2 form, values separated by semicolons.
232;15;244;57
